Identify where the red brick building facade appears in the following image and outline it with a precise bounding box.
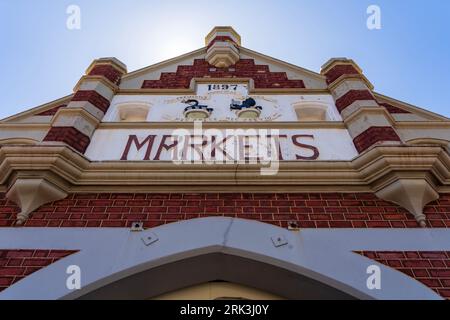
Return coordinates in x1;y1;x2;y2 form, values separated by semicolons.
0;27;449;300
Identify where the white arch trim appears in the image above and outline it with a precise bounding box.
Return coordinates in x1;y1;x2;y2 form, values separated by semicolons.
0;217;446;300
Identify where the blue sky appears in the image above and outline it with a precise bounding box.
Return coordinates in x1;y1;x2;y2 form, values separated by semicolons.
0;0;449;119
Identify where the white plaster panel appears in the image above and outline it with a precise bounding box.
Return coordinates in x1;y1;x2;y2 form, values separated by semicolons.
77;80;114;100
104;85;341;123
340;100;380;119
332;80;370;100
66;101;105;120
346;113;392;138
52;115;96;137
84;128;359;161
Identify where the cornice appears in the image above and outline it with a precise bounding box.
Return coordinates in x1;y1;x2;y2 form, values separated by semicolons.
395;121;450;129
0;145;448;193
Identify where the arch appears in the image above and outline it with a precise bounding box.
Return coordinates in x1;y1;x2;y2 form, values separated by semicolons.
0;218;443;300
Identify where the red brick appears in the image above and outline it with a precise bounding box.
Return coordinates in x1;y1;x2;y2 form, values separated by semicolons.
429;269;450;277
43;127;91;153
0;267;25;276
437;290;450;298
419;252;448;259
324;64;360;84
101;221;126;227
71;90;111;113
353;126;401;153
22;259;51;267
413;269;429;278
402;260;432;268
0;277;14;286
418;279;442;288
6;250;34;258
88;65;123;85
377;252;405;259
366;221;391;228
0;192;449;231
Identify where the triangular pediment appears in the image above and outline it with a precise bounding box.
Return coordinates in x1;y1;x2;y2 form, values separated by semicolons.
119;46;328;91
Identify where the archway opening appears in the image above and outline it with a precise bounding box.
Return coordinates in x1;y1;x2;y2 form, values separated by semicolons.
78;253;357;300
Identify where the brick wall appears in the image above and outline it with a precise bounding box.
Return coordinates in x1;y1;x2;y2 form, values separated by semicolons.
353;127;402;153
43;127;91;153
88;65;123;85
335;90;376;113
357;251;450;299
324;64;360;84
378;102;411;114
1;192;449;229
0;249;78;292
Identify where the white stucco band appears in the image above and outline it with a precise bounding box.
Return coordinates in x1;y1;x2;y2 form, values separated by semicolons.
0;218;447;300
340;100;380;119
332;80;370;100
75;80;115;101
346;112;393;138
52;112;99;137
65;101;105;121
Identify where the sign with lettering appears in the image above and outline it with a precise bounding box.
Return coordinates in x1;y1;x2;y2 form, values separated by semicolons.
85;128;358;162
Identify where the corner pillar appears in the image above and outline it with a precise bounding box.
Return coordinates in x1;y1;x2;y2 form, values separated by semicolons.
321;58;402;153
43;58;127;153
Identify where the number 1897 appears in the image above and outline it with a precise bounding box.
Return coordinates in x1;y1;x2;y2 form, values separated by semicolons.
207;84;238;91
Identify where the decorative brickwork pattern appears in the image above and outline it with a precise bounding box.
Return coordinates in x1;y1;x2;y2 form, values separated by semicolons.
142;59;306;89
357;251;450;299
335;90;376;113
353;126;402;153
71;90;111;113
324;65;360;84
0;193;449;229
88;65;123;85
36;105;67;116
0;249;78;292
43;127;91;153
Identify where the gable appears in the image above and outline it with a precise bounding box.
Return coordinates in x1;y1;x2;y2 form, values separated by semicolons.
119;47;328;91
0;95;72;124
374;92;448;121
